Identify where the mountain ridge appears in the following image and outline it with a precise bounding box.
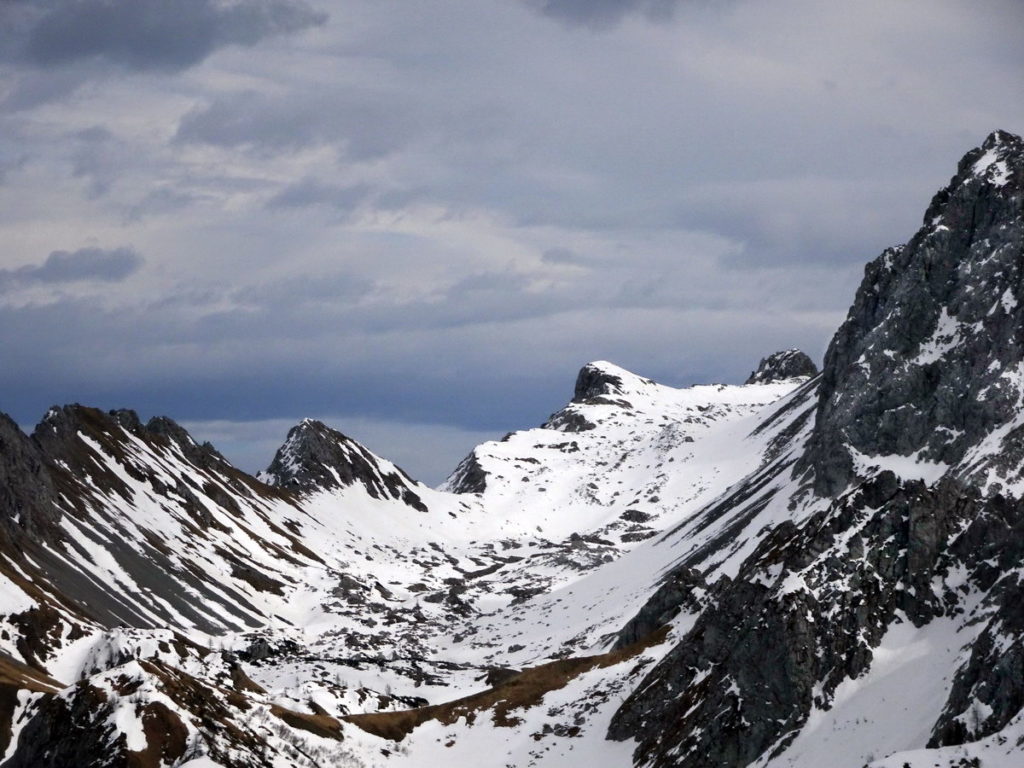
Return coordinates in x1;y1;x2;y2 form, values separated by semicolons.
0;130;1023;767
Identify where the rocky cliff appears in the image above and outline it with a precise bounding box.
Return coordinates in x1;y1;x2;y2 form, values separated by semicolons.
608;130;1024;768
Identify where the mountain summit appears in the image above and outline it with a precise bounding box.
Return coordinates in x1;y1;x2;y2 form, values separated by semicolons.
745;349;818;384
261;418;428;510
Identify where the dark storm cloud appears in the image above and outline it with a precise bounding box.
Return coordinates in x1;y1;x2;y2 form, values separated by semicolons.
20;0;326;72
0;295;565;433
0;247;142;288
0;274;835;454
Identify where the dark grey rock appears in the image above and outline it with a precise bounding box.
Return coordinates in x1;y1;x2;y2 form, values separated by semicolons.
0;412;59;542
262;419;427;511
929;492;1024;748
608;131;1024;768
146;415;230;470
573;362;627;402
745;349;818;384
613;565;705;649
444;450;490;494
5;682;125;768
802;130;1024;496
609;474;978;767
541;406;597;433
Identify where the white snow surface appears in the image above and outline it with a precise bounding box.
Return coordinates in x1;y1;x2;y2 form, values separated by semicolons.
972;147;1012;187
763;615;971;768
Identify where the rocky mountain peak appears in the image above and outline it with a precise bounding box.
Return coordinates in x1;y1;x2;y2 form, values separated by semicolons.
744;349;818;384
145;415;229;469
261;419;427;510
32;403;90;443
802;129;1024;496
922;128;1023;226
260;419;351;490
572;360;656;403
30;405;224;472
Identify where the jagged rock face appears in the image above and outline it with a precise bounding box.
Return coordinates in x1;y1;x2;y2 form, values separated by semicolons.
612;565;706;650
745;349;818;384
608;472;1014;767
262;419;427;510
0;413;59;542
145;415;230;471
572;360;655;403
606;132;1024;768
805;130;1024;495
927;491;1024;749
444;450;490;493
0;405;328;635
574;362;627;401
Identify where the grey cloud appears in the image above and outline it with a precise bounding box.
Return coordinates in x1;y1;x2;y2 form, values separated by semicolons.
541;247;588;266
0;152;26;184
237;272;376;307
70;126;120;197
125;188;201;223
525;0;683;27
266;179;372;213
22;0;326;72
176;90;423;158
2;0;1023;481
674;176;936;267
0;69;88;112
0;247;143;287
447;270;533;297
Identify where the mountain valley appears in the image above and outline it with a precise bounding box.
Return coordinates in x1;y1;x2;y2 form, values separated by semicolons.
1;130;1023;768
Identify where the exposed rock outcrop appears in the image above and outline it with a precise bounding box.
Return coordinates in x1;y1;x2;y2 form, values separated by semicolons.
803;129;1024;496
261;419;427;510
745;349;818;384
0;413;59;542
572;361;655;403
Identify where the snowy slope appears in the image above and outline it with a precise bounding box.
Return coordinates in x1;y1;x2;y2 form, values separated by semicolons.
0;360;811;767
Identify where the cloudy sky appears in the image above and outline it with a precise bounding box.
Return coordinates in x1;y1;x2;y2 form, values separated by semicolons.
1;0;1022;483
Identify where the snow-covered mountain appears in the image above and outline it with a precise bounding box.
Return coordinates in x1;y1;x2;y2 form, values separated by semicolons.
0;129;1022;767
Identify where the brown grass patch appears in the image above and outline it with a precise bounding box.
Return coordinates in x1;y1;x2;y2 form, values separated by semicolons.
271;705;344;740
230;664;267;695
0;653;65;692
0;654;66;755
344;626;668;741
127;701;188;768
